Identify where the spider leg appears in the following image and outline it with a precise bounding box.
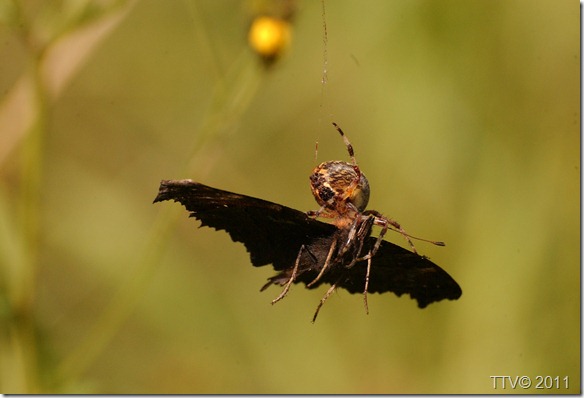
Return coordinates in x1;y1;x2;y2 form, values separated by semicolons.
385;218;417;254
356;216;389;262
307;237;338;288
341;216;360;251
313;140;319;164
306;204;329;219
363;255;372;315
332;122;357;167
343;214;377;267
364;210;418;254
343;219;370;268
331;123;363;205
271;244;304;304
312;278;341;323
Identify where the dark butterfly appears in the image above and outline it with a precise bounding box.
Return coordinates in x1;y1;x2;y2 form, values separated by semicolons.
154;123;462;321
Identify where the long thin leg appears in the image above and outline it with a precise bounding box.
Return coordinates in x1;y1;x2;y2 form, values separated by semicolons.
307;238;338;288
385;218;417;254
313;140;319;165
363;255;372;315
356;220;389;263
271;245;304;304
332;122;357;167
341;215;361;250
364;210;418;254
331;122;362;204
341;216;373;268
306;204;330;219
312;280;339;323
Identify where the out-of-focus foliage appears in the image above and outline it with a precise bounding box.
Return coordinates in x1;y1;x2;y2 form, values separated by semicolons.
0;0;579;394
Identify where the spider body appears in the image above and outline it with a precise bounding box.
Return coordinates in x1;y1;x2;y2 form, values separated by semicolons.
293;122;435;320
155;122;456;321
308;122;372;229
310;160;370;217
307;123;420;253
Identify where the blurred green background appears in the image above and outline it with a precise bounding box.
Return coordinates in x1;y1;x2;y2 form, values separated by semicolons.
0;0;579;394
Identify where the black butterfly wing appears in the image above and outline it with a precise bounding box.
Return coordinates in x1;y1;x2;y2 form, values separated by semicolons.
262;227;462;308
154;179;462;309
154;179;336;270
334;237;462;308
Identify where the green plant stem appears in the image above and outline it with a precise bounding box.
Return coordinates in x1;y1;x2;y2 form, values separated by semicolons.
7;44;50;393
